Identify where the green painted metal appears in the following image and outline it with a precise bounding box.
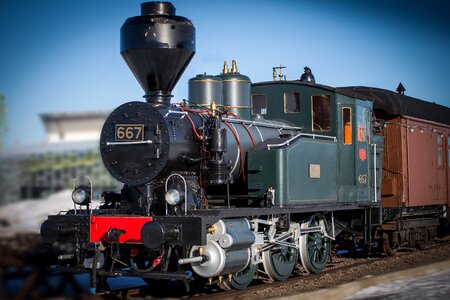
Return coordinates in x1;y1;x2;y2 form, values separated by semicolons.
248;137;338;205
223;263;257;289
336;93;356;201
249;81;383;206
299;214;330;274
355;100;372;202
251;82;336;136
261;240;297;280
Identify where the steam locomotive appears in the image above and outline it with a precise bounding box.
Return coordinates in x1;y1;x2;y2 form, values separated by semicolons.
40;1;450;293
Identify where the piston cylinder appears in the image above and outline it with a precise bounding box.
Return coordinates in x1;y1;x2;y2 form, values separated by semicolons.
217;219;255;249
189;240;250;278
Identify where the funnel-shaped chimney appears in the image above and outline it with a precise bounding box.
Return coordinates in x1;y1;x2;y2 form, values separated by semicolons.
120;2;196;105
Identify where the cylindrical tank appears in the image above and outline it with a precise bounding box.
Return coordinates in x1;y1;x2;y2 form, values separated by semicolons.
188;74;223;107
217;219;255;249
217;61;251;119
189;241;250;278
100;102;299;186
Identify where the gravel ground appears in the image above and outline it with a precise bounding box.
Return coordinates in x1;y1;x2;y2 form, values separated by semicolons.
218;241;450;300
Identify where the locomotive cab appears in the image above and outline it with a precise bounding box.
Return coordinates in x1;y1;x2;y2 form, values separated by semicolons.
249;80;382;206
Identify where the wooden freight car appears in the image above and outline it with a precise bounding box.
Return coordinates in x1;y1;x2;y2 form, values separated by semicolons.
339;86;450;253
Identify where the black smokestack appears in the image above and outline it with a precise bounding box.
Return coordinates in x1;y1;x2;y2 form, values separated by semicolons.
120;2;196;106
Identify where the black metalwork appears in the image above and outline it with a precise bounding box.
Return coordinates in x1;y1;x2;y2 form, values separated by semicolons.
120;1;196;105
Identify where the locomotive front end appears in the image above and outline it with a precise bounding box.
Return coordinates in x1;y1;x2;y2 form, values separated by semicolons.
39;0;200;285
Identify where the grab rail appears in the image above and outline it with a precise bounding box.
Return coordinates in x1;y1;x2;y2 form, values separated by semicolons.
267;133;336;150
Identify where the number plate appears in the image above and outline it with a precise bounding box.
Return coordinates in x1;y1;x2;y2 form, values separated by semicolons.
115;124;144;142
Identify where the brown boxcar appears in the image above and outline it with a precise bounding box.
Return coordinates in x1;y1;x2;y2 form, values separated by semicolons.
381;116;449;208
338;86;450;211
338;86;450;253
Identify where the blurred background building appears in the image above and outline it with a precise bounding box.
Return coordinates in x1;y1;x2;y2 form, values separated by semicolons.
0;109;120;205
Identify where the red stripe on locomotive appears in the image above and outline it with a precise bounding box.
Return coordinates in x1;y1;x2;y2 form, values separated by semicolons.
90;216;152;244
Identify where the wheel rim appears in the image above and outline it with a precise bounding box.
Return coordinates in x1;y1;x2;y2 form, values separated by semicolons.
299;214;330;274
262;240;297;281
223;263;257;290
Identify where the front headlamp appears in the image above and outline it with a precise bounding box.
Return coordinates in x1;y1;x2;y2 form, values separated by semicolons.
72;186;91;206
165;188;182;206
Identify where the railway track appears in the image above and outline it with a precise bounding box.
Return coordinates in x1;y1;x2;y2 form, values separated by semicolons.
120;239;450;300
1;233;449;299
200;240;450;300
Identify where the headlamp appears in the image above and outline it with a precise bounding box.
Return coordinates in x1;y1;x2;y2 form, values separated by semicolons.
72;186;91;206
165;188;182;206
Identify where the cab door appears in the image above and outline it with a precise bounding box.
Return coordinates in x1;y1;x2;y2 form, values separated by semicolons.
338;104;355;201
355;100;372;202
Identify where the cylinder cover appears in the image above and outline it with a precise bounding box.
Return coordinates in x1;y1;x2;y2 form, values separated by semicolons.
217;219;255;249
190;240;250;278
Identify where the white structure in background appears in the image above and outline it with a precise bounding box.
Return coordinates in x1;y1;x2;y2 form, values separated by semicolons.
41;111;107;143
0;110;120;205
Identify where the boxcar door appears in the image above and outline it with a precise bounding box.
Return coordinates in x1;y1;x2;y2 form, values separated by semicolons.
436;134;448;202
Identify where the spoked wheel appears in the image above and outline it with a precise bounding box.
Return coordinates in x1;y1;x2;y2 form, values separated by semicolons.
222;263;257;290
299;214;330;274
262;240;297;281
382;231;398;256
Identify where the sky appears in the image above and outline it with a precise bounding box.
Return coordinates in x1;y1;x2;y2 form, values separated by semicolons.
0;0;449;148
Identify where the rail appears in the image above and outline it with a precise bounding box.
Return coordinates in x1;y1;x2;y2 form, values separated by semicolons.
267;133;337;150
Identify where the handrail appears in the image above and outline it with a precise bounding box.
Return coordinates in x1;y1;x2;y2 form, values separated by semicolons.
164;110;188;118
163;111;303;131
221;117;303;131
372;143;377;203
267;133;337;150
106;140;153;146
165;173;188;215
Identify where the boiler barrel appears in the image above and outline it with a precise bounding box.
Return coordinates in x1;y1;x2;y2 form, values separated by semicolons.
100;102;299;186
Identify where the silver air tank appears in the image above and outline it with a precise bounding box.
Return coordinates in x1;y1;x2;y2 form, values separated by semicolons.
188;74;223;108
218;60;251;119
188;218;254;278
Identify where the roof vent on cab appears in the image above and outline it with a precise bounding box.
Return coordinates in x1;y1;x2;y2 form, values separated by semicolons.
300;66;315;83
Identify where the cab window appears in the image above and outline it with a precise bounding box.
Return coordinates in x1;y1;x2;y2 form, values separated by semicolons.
356;106;367;142
284;92;300;113
251;94;267;115
312;95;331;132
342;107;352;144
